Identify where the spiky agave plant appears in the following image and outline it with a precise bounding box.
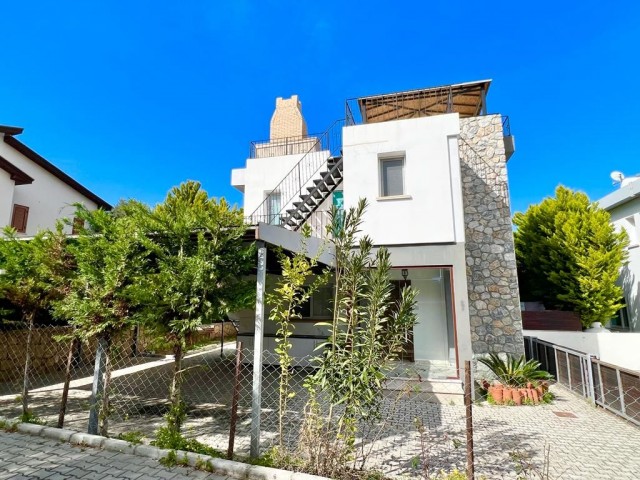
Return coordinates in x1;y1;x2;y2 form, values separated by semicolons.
478;353;553;387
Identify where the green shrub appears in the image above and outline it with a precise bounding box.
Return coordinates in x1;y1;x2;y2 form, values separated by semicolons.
117;431;145;445
478;353;553;387
19;411;46;425
152;426;224;459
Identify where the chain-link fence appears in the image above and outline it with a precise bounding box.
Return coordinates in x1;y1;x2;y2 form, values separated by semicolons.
0;323;247;451
4;324;631;478
525;335;640;427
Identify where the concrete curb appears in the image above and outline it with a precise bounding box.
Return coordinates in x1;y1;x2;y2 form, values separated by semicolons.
0;416;329;480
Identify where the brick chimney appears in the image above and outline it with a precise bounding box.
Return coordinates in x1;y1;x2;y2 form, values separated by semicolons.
270;95;308;141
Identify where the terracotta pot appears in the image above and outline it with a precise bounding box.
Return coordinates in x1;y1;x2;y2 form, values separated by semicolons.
503;387;513;402
519;388;528;402
530;388;539;404
512;389;522;406
491;386;504;404
536;385;544;397
527;382;534;389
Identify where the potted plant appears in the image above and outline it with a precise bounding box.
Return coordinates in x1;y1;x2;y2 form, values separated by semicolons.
479;353;554;406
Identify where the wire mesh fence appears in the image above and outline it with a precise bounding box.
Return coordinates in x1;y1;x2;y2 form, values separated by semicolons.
525;335;640;427
3;325;632;478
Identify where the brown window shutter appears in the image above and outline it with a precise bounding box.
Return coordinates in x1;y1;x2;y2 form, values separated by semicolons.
11;204;29;233
72;216;84;235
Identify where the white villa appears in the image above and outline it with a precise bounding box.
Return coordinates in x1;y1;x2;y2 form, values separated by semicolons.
230;80;524;385
0;125;110;236
598;174;640;332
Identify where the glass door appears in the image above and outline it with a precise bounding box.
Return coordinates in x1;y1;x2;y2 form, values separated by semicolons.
267;191;281;225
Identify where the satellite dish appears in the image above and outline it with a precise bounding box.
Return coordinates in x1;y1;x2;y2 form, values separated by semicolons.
610;171;625;183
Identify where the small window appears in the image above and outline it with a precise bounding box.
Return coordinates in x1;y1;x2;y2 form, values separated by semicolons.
380;157;405;197
297;285;334;319
71;217;84;235
11;204;29;233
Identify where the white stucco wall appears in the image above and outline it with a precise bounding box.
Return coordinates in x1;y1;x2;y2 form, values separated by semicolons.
231;149;330;217
524;330;640;372
0;170;15;228
0;136;99;236
342;114;463;245
606;196;640;332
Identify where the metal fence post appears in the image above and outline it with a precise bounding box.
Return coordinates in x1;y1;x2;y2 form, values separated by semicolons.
228;341;243;459
88;336;107;435
585;355;596;402
464;360;475;480
250;242;267;458
566;352;572;390
616;368;627;415
596;362;606;403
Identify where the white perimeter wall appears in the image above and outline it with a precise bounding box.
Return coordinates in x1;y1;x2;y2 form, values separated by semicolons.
342;113;464;245
0;170;15;228
524;330;640;372
0;135;99;236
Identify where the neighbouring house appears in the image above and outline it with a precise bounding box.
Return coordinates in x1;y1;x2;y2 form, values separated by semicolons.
0;125;111;236
598;173;640;332
230;80;524;387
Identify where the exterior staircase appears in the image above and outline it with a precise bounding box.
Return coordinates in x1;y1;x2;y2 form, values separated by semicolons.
248;120;344;238
284;155;342;230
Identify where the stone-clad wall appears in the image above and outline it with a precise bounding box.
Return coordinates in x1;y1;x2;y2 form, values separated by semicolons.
459;115;524;355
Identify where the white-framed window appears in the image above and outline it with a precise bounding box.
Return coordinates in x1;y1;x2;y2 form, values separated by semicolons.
379;155;405;197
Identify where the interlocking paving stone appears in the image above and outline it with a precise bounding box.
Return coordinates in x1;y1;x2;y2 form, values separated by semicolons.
0;431;230;480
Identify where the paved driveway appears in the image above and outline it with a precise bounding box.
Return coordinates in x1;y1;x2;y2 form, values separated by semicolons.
0;431;229;480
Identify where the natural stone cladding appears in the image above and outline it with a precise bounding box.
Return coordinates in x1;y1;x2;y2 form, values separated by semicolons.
459;114;524;356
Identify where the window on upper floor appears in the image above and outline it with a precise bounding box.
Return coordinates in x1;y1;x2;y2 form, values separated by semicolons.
11;204;29;233
379;156;405;197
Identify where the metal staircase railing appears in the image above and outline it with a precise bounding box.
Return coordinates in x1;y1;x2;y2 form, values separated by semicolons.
284;156;343;230
248;119;345;227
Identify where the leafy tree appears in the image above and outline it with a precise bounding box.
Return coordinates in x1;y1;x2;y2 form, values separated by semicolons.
514;186;628;327
134;181;254;435
301;199;418;476
54;204;147;435
0;224;74;418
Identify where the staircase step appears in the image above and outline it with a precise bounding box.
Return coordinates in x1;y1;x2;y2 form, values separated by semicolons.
313;179;331;189
285;218;300;228
286;209;304;220
292;202;312;213
308;184;329;195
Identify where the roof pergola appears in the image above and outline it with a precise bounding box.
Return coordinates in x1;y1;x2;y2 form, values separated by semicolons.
352;79;491;124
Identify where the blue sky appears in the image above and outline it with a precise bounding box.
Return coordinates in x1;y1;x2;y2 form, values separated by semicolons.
1;1;639;214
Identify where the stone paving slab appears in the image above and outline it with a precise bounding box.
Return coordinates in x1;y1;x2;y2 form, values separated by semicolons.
469;385;640;479
0;430;230;480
